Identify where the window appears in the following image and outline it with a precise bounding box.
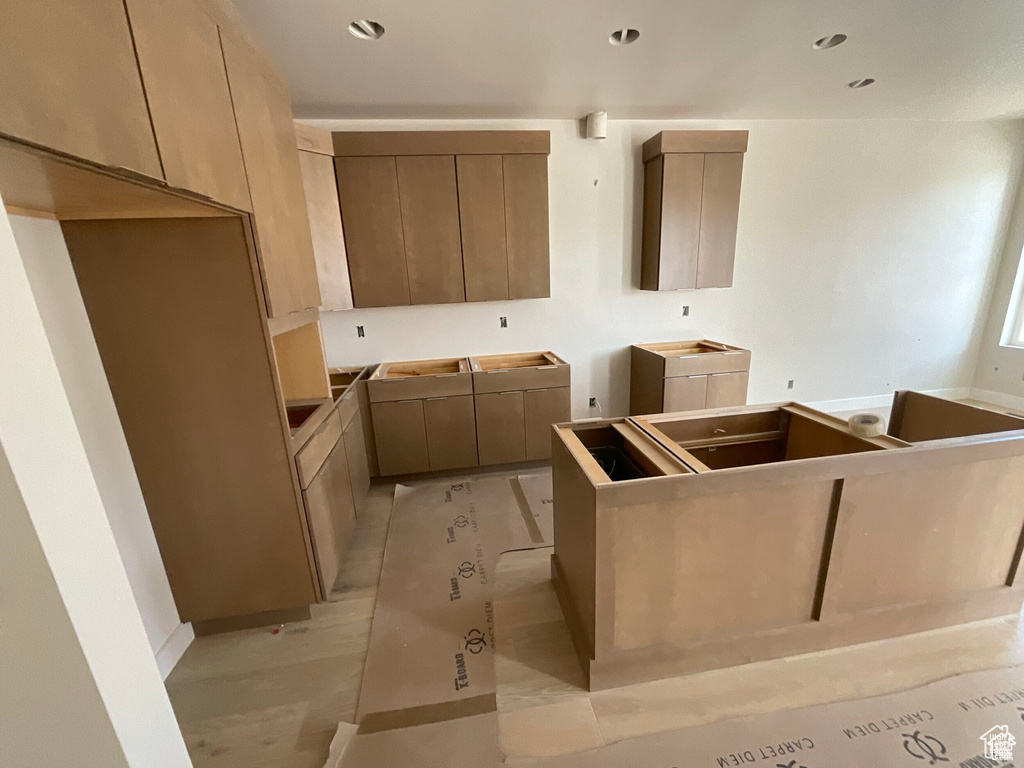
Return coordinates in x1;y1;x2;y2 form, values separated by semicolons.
1005;246;1024;348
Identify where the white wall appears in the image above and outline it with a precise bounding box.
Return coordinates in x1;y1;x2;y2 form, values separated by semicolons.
0;203;191;767
312;118;1024;417
10;215;188;671
971;162;1024;403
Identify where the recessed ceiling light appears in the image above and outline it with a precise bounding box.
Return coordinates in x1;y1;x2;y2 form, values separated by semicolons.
609;28;640;46
349;20;384;40
847;78;876;89
812;33;847;50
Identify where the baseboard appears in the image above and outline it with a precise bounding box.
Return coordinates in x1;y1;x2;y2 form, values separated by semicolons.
970;387;1024;413
806;387;970;415
155;621;194;680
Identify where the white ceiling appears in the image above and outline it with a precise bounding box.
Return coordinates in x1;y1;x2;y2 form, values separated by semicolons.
233;0;1024;121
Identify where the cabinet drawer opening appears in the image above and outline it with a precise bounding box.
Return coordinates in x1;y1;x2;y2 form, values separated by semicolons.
561;421;692;483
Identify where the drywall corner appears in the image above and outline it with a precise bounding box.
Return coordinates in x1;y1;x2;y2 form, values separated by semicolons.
156;622;195;680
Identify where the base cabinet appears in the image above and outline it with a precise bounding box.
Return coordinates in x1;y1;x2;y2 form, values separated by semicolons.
524;387;571;460
476;391;527;465
302;438;356;597
630;340;750;416
342;413;371;515
424;395;479;471
371;399;430;475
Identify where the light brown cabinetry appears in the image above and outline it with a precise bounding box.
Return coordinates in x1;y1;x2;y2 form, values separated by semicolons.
371;399;430;476
296;127;353;310
503;154;551;299
424;395;479;470
331;131;551;307
525;387;571;460
0;1;162;179
396;156;465;304
476;391;527;465
471;352;571;465
302;437;356;597
641;131;747;291
220;28;320;317
630;340;751;415
334;156;411;308
366;352;570;474
64;217;318;625
456;155;508;301
342;409;371;515
125;0;250;210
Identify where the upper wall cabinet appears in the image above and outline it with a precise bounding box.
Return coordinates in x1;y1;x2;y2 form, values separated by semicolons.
0;2;162;179
295;125;353;311
220;28;321;317
332;131;551;308
641;131;748;291
124;0;251;211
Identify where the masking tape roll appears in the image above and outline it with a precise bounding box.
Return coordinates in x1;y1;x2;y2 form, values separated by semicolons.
848;413;885;438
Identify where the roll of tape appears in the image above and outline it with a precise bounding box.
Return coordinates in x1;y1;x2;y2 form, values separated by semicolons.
848;412;885;438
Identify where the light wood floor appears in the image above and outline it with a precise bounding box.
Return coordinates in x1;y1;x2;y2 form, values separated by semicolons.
165;481;394;768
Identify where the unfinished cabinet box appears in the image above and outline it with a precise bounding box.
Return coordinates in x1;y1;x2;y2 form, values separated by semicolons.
470;352;571;464
220;27;321;318
125;0;251;210
367;358;475;475
641;131;747;290
295;125;353;311
0;1;162;179
332;131;551;307
630;340;750;415
551;397;1024;691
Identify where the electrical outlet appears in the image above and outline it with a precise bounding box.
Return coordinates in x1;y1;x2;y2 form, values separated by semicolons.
356;325;365;338
682;305;690;317
499;316;508;328
589;397;597;407
787;379;794;390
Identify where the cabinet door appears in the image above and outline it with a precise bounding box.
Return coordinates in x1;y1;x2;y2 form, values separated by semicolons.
657;153;704;290
371;399;429;475
125;0;250;209
424;395;478;471
663;375;709;413
475;391;526;465
524;387;571;461
335;156;411;308
457;155;509;301
298;150;353;310
220;28;320;317
396;156;465;305
696;153;744;289
503;155;550;299
343;416;371;516
0;2;161;178
303;438;357;597
705;371;749;409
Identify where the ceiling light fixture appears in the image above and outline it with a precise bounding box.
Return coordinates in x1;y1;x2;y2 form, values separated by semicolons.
609;28;640;46
349;20;384;40
847;78;876;89
812;33;847;50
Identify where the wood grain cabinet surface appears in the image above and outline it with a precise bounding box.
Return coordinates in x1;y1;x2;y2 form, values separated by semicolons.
330;131;550;308
302;437;357;597
220;27;320;317
424;395;479;471
552;397;1024;690
334;155;411;308
125;0;251;210
476;391;528;465
371;399;430;476
0;1;162;179
630;340;750;416
641;131;747;291
297;141;353;310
